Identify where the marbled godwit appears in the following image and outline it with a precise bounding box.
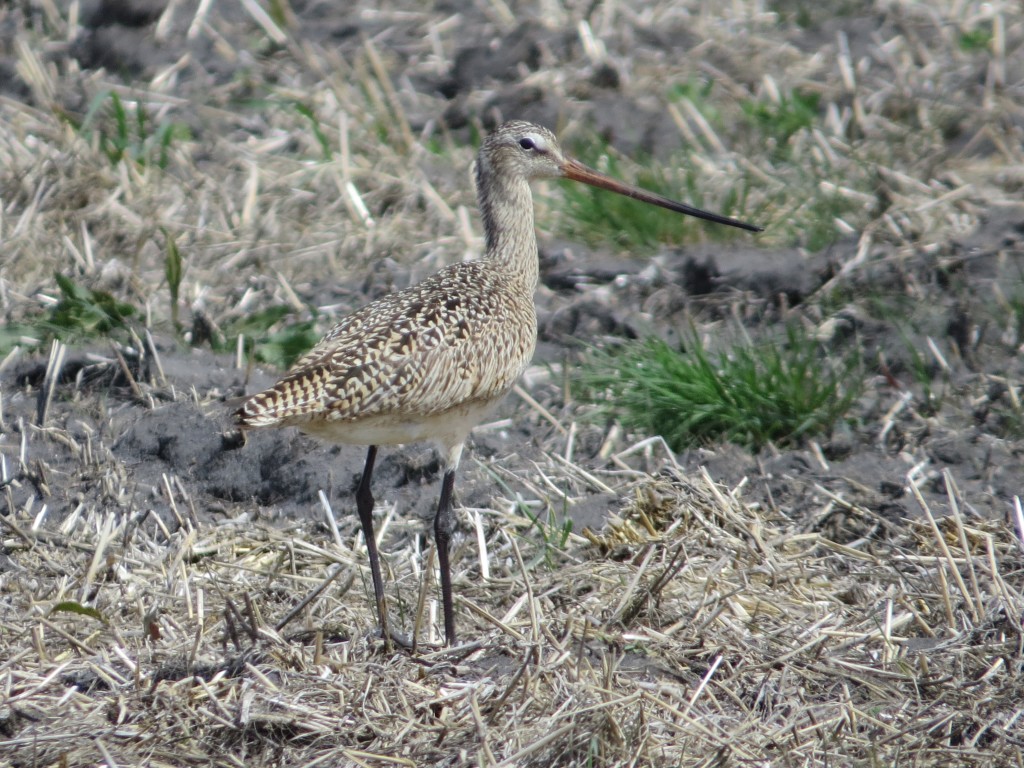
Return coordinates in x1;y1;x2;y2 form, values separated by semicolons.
235;120;762;647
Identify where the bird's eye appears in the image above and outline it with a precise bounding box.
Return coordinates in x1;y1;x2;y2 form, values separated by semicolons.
519;137;536;150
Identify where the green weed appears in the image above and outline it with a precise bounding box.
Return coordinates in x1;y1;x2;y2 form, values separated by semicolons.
267;0;291;29
75;91;190;169
293;102;333;161
3;270;323;369
220;305;322;369
223;95;334;161
767;0;864;28
163;229;185;331
800;189;856;252
900;333;946;415
667;78;715;105
991;393;1024;439
741;90;820;159
50;601;108;625
577;326;862;451
46;273;137;341
0;273;141;356
479;463;572;569
666;78;720;126
5;271;321;369
0;323;44;356
519;501;573;570
959;27;992;52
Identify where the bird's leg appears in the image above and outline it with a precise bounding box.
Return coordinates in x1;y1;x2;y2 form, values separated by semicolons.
433;467;457;646
355;445;391;646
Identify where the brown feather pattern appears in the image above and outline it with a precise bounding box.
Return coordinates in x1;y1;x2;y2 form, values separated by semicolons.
236;260;536;430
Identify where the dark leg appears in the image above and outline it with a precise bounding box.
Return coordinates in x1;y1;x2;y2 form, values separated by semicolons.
433;469;457;645
355;445;390;644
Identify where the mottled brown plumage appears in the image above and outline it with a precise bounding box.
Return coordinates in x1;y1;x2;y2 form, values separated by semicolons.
235;120;761;647
239;261;535;437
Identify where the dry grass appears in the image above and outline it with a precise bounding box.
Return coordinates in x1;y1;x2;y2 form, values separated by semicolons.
2;0;1024;765
1;0;1021;325
2;455;1023;765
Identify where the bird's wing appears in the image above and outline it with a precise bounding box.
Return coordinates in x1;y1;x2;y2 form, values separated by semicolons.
236;265;535;428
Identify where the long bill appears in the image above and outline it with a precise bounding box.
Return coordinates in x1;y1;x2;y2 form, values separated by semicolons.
561;157;764;233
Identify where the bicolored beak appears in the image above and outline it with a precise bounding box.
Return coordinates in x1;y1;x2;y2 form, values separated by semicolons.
560;157;763;233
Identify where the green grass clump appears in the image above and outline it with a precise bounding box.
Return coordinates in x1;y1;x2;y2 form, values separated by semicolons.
793;187;856;252
0;271;319;370
163;229;185;331
219;305;322;370
958;26;993;52
991;399;1024;439
0;273;140;356
666;78;720;125
767;0;865;28
293;102;333;161
578;327;861;451
47;273;137;339
69;90;190;169
741;90;820;160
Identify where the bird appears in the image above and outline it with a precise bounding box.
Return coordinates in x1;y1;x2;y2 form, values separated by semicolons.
234;120;763;648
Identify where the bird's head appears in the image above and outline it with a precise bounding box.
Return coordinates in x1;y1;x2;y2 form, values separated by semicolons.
477;120;764;233
478;120;567;182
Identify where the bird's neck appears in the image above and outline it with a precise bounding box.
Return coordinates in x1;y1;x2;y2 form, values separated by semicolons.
476;165;539;294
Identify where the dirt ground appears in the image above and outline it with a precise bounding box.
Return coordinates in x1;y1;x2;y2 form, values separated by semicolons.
2;1;1024;766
